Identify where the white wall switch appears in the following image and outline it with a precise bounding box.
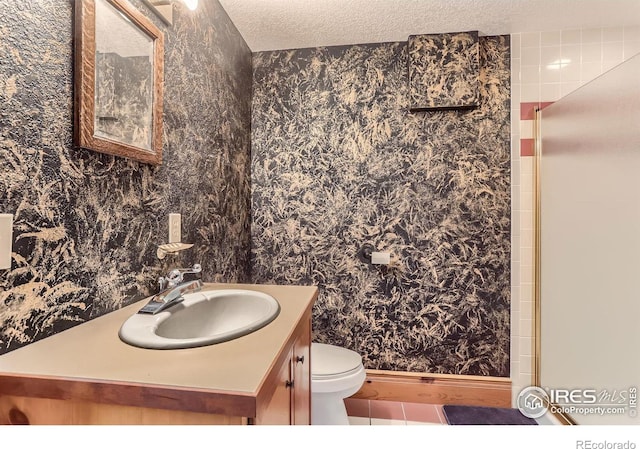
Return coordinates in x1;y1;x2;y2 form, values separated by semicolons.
0;214;13;269
169;213;181;243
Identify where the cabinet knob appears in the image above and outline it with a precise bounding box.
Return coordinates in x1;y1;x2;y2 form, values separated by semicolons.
295;355;305;364
285;380;294;388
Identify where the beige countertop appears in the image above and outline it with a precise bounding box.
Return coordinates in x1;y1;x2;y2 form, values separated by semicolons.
0;283;317;416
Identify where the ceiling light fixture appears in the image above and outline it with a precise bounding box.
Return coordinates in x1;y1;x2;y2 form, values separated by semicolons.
182;0;198;11
143;0;198;26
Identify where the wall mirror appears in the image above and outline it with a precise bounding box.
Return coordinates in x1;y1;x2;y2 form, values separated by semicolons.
74;0;164;165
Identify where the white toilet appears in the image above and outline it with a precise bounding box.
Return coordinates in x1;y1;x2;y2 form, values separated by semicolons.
311;343;366;425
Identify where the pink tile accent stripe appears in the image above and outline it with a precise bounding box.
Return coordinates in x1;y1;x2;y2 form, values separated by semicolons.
520;138;535;157
403;402;445;424
519;101;553;157
370;400;405;420
345;399;449;424
520;101;555;120
344;398;370;418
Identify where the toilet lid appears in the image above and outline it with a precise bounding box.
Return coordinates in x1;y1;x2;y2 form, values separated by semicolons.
312;343;363;377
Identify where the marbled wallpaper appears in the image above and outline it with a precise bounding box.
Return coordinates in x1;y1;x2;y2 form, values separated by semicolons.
408;31;480;110
252;36;511;376
0;0;252;354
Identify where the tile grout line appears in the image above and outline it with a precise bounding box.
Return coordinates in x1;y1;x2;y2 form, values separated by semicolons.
437;405;448;424
349;399;469;425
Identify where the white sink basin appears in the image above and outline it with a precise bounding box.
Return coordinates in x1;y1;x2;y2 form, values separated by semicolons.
119;289;280;349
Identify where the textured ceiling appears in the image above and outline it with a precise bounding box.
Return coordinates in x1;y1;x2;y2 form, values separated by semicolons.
216;0;640;52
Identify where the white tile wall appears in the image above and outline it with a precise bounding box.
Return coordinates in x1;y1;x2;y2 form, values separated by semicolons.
510;26;640;405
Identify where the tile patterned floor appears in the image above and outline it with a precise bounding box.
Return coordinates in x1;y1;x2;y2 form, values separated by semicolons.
345;398;448;425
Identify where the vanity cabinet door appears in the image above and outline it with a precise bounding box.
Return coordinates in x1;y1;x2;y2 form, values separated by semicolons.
291;318;310;425
255;351;294;425
254;312;311;425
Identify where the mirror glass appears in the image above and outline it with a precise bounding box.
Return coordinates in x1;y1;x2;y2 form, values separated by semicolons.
95;0;154;151
74;0;164;165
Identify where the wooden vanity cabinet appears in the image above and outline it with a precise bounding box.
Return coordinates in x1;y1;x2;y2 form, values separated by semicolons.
0;311;311;425
254;312;311;425
0;304;313;426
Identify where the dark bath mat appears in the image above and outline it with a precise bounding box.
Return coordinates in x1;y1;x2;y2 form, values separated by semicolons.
443;405;538;425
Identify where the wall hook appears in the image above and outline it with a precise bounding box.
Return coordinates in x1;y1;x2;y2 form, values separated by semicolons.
357;243;375;264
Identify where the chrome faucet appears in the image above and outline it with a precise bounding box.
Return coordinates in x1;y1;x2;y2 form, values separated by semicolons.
139;264;203;315
158;263;202;290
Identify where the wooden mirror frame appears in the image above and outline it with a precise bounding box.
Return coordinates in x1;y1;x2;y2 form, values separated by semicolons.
74;0;164;165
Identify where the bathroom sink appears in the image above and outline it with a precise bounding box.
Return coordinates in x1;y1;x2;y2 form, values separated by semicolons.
119;289;281;349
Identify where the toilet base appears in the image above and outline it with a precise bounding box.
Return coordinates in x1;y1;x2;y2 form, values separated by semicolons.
312;392;350;425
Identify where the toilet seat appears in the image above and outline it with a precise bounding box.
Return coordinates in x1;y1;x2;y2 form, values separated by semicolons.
313;364;363;380
312;343;363;378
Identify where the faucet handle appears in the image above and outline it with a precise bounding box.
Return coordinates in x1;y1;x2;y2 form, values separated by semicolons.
165;264;202;286
181;264;202;282
158;276;169;291
166;269;182;283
